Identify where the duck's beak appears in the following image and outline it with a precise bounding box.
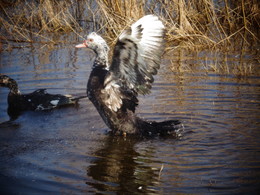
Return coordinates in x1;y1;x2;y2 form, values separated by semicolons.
75;43;86;48
75;41;87;48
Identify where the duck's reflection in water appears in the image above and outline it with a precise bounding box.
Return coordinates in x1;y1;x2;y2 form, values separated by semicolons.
86;135;163;194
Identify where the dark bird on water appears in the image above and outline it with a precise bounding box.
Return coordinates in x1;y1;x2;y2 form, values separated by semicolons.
0;75;86;120
76;15;182;137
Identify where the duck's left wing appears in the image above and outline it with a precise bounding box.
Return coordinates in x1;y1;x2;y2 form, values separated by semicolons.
109;15;165;95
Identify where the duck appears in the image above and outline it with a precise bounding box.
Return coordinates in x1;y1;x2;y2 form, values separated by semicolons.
76;15;182;137
0;74;87;120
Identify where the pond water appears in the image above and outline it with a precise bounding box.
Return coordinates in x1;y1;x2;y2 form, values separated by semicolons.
0;39;260;194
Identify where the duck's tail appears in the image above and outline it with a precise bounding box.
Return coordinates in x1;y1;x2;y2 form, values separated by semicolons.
71;95;88;101
137;118;184;137
56;95;87;107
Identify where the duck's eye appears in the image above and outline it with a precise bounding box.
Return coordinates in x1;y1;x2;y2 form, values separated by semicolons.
88;38;94;42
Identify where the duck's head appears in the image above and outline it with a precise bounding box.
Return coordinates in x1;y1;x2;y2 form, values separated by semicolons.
76;32;109;55
0;75;20;94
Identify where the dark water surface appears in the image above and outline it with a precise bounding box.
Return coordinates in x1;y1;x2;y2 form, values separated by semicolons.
0;41;260;194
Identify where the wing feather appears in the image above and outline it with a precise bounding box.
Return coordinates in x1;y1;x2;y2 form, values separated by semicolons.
109;15;165;95
101;72;138;112
101;73;123;112
102;15;165;112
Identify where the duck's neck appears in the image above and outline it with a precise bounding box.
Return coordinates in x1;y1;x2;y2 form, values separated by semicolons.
94;47;109;69
7;80;21;95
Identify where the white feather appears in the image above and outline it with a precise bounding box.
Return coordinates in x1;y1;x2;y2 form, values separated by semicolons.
102;75;123;112
50;100;59;106
116;15;165;95
36;104;45;111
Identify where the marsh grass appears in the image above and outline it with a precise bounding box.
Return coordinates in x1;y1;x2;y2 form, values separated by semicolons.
0;0;259;75
0;0;83;43
93;0;259;50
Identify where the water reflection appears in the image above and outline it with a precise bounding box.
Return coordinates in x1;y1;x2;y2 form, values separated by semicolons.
87;136;163;194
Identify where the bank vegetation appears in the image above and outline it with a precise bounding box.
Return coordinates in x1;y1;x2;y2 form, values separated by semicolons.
0;0;259;75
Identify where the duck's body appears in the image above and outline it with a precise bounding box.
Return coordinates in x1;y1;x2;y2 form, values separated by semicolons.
87;64;139;134
0;75;86;119
76;15;181;136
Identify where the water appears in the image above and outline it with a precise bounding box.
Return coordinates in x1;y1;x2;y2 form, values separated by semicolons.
0;39;260;194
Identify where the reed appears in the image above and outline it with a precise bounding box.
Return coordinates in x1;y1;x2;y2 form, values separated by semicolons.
94;0;259;51
0;0;83;42
0;0;259;75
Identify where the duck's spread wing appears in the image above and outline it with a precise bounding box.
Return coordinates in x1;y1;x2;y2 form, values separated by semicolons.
109;15;165;95
102;15;165;112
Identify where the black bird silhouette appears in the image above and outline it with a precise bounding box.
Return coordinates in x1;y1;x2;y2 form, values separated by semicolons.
0;75;86;120
76;15;182;137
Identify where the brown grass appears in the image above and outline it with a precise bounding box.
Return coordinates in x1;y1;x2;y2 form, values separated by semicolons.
94;0;259;51
0;0;259;75
0;0;83;43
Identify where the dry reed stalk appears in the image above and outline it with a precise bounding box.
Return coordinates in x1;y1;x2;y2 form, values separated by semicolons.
0;0;83;43
0;0;258;49
95;0;144;45
0;0;258;75
158;164;164;179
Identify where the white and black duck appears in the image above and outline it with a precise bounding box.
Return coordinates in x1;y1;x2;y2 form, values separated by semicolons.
76;15;181;137
0;75;86;120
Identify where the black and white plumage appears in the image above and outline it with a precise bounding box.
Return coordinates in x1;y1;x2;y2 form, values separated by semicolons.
76;15;181;136
0;75;86;120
